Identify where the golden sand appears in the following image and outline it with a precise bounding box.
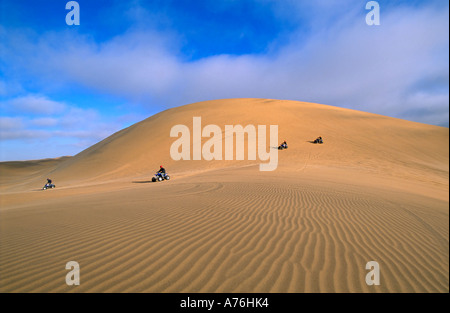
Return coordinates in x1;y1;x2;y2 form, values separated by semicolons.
0;99;448;292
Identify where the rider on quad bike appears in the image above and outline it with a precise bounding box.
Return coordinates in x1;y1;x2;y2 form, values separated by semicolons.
152;165;170;182
43;178;55;190
278;140;288;150
158;165;166;176
313;136;323;144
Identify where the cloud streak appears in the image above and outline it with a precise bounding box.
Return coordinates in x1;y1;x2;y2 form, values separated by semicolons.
0;95;123;155
2;95;67;115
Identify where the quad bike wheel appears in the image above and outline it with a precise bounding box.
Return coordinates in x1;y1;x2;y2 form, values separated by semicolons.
152;177;156;182
165;175;170;180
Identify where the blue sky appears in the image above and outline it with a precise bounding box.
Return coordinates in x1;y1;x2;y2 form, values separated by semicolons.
0;0;448;161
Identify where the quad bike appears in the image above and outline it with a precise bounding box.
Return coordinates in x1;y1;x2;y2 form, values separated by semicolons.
152;172;170;182
278;144;288;150
43;183;56;190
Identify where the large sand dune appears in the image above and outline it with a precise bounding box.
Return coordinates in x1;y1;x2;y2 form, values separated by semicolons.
0;98;448;292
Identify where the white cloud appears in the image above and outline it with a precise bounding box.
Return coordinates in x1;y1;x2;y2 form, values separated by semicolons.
30;117;59;127
7;2;443;125
2;95;67;115
0;129;48;140
0;95;122;147
0;117;24;131
0;117;48;140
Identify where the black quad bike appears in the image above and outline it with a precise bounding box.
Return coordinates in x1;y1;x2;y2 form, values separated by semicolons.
152;173;170;182
43;183;56;190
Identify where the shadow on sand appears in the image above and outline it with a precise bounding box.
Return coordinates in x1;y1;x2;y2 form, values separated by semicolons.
307;141;323;144
132;180;153;184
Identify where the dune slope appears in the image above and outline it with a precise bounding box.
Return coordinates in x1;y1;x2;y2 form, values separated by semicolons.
11;99;448;186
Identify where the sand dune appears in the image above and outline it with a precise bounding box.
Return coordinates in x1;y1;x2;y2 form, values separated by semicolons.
0;99;448;292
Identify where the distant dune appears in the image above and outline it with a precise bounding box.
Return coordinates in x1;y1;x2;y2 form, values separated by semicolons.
0;98;448;292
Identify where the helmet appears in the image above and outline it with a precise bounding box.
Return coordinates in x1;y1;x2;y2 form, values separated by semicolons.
160;165;163;168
